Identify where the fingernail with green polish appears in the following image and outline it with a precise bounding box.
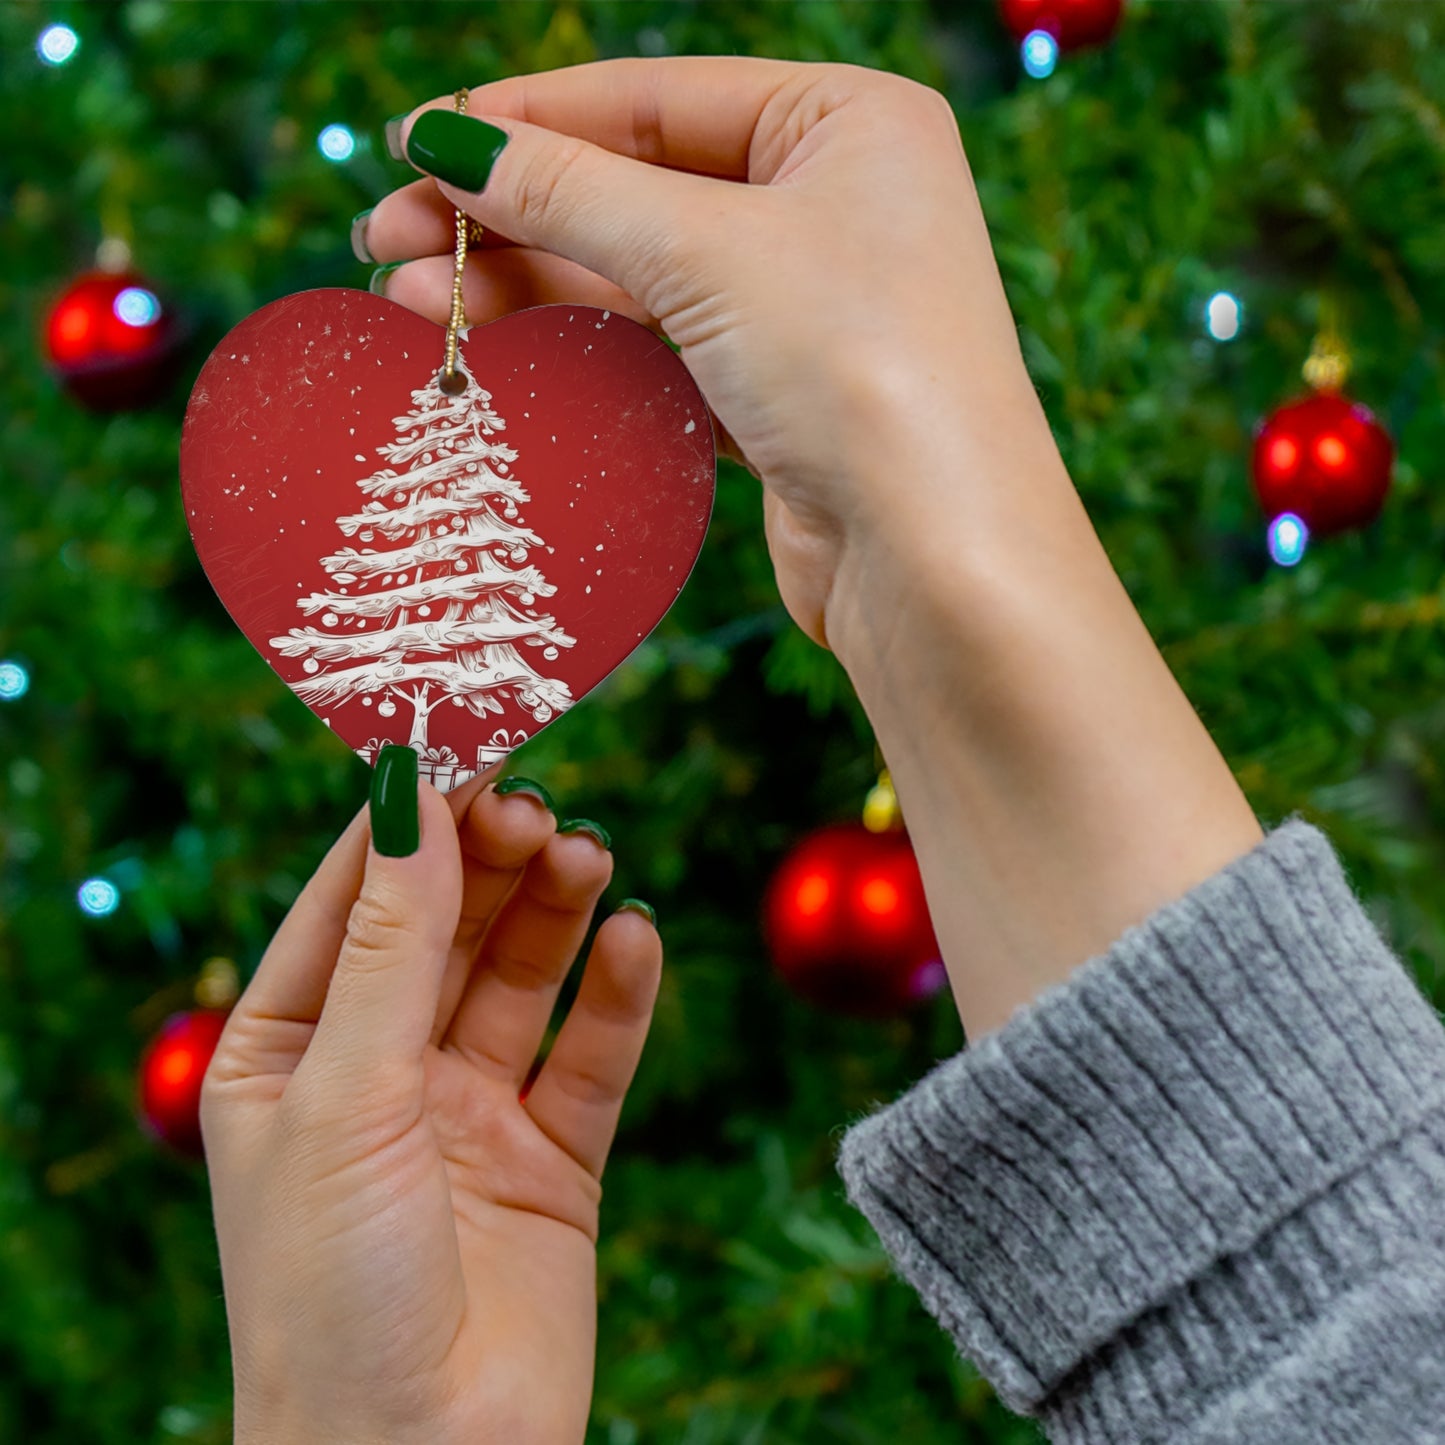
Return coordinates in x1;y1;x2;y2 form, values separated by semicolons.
558;818;612;851
369;261;404;297
494;775;555;812
405;110;510;193
350;208;375;264
384;113;409;162
617;898;657;926
371;744;419;857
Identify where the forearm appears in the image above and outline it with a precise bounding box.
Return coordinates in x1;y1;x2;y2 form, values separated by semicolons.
825;375;1262;1040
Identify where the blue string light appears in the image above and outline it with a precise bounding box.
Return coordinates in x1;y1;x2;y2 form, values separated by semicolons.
318;124;356;162
1268;512;1309;567
78;878;121;918
1021;30;1059;79
37;24;79;66
114;287;162;327
0;660;29;700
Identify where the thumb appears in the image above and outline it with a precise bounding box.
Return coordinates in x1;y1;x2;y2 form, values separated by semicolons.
397;106;737;319
304;745;463;1089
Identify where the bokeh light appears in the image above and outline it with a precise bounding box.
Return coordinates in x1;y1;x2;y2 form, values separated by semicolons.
317;124;356;162
794;872;831;918
0;660;29;701
158;1044;200;1087
859;876;901;919
1205;291;1242;341
37;24;79;66
114;287;162;327
909;958;948;1001
1021;30;1059;79
1267;512;1309;567
77;878;121;917
1267;435;1299;476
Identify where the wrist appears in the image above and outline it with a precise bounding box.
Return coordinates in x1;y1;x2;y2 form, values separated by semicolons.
823;402;1262;1039
821;344;1076;663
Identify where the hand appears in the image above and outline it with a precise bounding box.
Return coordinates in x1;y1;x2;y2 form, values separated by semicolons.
359;57;1056;654
359;59;1263;1041
201;770;661;1445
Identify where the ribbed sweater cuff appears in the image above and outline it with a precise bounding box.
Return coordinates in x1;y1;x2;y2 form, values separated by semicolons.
835;818;1445;1428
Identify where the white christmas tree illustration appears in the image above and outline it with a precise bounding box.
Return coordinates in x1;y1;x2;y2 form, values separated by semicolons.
270;359;576;783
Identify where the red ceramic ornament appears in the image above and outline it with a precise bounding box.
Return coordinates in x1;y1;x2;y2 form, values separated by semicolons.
998;0;1124;49
181;291;715;788
763;822;946;1018
1251;391;1394;537
45;269;182;410
137;1008;230;1158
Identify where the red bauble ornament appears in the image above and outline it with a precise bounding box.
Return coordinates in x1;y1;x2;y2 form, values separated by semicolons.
1251;391;1394;537
44;269;183;410
998;0;1124;49
137;1009;230;1157
763;822;945;1018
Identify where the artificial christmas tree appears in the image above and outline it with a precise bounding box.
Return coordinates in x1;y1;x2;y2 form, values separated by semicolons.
6;6;1445;1444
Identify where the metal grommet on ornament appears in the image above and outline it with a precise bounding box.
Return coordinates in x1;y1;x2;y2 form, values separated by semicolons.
438;87;479;397
863;767;901;833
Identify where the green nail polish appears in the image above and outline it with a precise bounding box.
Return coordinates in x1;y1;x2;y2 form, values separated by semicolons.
494;775;555;812
617;898;656;926
384;113;409;162
405;110;510;192
350;208;375;264
370;745;419;857
369;261;404;297
558;818;612;851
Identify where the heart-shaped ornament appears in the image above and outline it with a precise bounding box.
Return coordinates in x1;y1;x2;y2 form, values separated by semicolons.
181;289;715;790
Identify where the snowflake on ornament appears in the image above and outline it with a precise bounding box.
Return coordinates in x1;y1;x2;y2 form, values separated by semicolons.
269;357;576;786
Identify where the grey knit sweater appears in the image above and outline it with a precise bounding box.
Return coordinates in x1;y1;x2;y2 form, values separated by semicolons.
836;819;1445;1443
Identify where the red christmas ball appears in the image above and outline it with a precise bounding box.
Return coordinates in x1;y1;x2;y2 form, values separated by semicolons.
1251;391;1394;537
44;270;182;410
763;822;946;1018
137;1009;230;1157
998;0;1124;49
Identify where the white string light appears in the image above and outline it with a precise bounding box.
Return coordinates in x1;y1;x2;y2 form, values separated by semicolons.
78;878;121;917
1205;291;1243;342
37;24;79;66
318;124;356;162
0;660;29;700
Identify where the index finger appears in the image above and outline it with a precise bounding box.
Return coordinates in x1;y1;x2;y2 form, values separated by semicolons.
415;55;810;183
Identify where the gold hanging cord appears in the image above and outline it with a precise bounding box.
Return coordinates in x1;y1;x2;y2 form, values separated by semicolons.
439;88;485;395
1302;293;1350;394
